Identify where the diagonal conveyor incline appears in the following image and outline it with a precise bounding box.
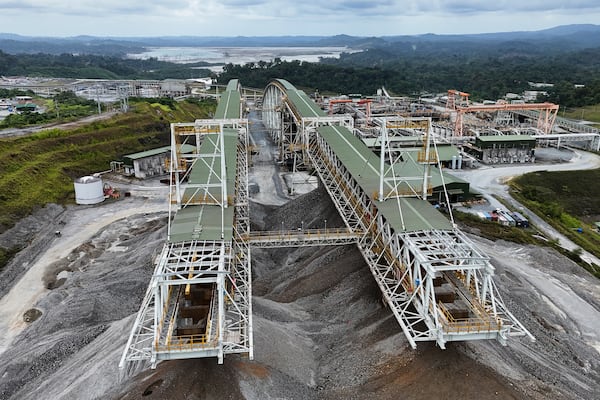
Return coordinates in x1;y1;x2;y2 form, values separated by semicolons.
262;78;534;349
121;78;534;371
120;79;253;368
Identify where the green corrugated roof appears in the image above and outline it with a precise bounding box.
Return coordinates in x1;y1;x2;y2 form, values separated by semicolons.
169;206;235;243
185;130;238;197
394;152;467;191
225;79;239;92
124;144;195;160
362;136;423;147
170;130;238;243
317;125;453;232
476;135;535;142
274;79;326;119
169;79;242;244
362;137;460;163
15;103;36;109
214;88;241;119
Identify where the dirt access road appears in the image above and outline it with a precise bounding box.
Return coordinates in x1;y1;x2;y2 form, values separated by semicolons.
0;111;119;139
0;183;167;358
451;148;600;265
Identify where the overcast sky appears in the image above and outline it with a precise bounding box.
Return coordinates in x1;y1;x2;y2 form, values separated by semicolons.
1;1;599;37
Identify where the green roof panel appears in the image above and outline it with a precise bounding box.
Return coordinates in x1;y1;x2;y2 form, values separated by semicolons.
273;79;326;119
317;125;453;233
124;144;195;160
169;79;242;243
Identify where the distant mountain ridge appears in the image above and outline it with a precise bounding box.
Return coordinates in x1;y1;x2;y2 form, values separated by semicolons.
0;24;599;56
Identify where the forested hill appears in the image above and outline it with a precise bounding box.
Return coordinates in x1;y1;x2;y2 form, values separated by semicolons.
1;24;599;54
0;51;212;80
219;46;600;108
2;24;600;107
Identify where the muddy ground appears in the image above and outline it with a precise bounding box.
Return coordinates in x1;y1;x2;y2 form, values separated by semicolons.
0;184;598;399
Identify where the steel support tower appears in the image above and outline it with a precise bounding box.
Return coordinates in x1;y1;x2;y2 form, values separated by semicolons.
121;85;253;368
262;79;534;348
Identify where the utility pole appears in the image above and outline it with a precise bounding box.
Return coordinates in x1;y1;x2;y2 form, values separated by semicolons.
96;85;102;115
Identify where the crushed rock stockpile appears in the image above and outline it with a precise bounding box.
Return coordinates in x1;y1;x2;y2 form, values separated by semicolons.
0;204;66;299
0;210;167;400
0;188;598;399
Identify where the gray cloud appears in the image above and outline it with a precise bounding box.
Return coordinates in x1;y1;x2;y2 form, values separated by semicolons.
0;0;598;36
431;0;600;13
0;0;599;18
0;0;188;16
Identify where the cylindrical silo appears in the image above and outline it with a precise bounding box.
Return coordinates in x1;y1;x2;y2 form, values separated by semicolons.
74;176;104;205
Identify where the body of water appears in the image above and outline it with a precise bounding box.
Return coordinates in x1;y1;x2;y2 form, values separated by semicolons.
127;46;359;71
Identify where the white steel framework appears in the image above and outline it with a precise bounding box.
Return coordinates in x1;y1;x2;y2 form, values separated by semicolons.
247;228;361;248
262;80;353;166
120;118;253;368
262;81;534;348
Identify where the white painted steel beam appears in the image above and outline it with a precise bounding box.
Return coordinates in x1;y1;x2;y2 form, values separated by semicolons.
121;90;253;368
264;80;534;349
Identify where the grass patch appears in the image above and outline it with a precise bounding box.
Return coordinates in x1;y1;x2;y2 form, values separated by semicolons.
508;168;600;276
0;98;216;233
150;103;172;112
561;104;600;126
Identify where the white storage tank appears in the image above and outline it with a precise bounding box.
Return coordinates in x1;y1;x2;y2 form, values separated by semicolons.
74;176;104;205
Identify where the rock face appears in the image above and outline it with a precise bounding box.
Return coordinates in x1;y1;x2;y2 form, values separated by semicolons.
0;189;599;400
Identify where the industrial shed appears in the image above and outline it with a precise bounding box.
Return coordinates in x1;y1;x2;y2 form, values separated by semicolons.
362;136;462;168
468;135;536;164
121;144;195;179
391;151;471;203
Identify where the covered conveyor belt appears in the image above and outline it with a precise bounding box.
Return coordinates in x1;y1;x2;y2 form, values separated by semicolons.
121;77;534;371
121;80;253;367
263;79;534;348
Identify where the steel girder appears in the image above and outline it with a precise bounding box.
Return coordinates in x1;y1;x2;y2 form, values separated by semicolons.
306;126;534;348
262;83;285;160
226;128;253;359
121;117;253;368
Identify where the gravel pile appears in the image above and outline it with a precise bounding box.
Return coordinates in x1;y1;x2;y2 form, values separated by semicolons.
0;188;598;399
0;212;166;400
0;203;65;298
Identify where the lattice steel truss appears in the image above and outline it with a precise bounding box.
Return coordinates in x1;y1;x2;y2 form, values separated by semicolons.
263;81;353;165
263;81;534;349
120;118;253;368
168;119;247;213
308;130;533;347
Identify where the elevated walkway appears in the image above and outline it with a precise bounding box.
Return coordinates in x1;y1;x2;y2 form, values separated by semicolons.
247;228;360;248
